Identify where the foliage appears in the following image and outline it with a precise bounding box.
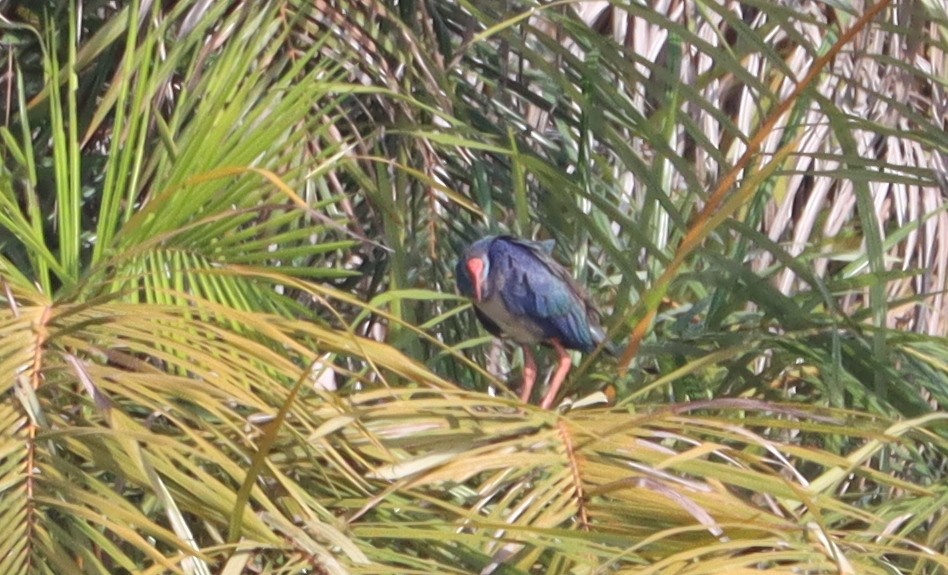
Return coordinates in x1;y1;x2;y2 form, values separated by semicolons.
0;0;945;573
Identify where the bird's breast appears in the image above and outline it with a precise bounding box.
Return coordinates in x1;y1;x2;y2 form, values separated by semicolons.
475;294;546;344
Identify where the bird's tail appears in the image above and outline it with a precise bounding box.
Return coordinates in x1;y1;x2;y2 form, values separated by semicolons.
602;340;620;357
590;324;620;357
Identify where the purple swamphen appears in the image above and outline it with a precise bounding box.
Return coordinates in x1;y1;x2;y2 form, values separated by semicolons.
456;235;613;408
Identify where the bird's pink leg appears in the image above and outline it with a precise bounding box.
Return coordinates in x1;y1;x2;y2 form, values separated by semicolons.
540;340;572;409
520;346;538;403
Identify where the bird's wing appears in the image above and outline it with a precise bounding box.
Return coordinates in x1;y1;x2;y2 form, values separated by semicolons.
493;238;598;351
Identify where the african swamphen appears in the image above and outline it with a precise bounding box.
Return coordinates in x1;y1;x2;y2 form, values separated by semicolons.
456;235;612;408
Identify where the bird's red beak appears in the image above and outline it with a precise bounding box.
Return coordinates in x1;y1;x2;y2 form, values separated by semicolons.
466;258;485;301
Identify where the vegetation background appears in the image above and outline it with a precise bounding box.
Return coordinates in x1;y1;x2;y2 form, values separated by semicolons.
0;0;946;573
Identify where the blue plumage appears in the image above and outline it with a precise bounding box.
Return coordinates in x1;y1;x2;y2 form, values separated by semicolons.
456;235;612;408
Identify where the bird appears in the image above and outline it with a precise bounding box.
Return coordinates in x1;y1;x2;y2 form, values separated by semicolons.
456;235;613;408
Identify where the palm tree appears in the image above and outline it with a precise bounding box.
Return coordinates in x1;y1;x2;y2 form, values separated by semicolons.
0;0;944;573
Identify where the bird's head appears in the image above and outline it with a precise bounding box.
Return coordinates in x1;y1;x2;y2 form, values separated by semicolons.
456;237;495;302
